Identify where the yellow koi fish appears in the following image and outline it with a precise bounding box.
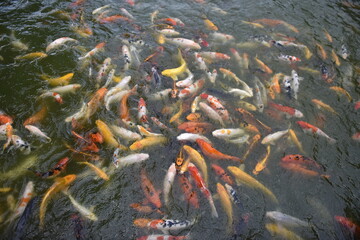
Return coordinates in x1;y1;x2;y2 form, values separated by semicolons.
41;73;74;86
95;120;127;150
129;136;167;151
78;161;109;181
329;86;352;102
298;66;320;75
311;99;338;115
169;101;183;123
288;129;305;154
331;49;340;66
203;17;218;31
227;166;278;204
217;183;233;234
254;56;273;74
40;174;76;228
183;145;208;186
161;49;188;80
253;145;271;175
15;52;47;60
266;223;304;239
241;20;264;28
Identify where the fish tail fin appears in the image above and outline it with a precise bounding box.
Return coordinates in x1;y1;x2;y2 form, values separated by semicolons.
327;137;336;144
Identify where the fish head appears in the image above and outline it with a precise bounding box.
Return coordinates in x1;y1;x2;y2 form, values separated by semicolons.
281;154;304;163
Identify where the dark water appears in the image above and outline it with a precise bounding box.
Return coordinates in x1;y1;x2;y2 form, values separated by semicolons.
0;0;359;239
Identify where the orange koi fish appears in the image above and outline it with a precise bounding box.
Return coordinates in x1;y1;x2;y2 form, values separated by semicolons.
119;86;137;125
23;105;47;126
196;138;242;162
242;134;261;161
141;169;162;209
315;43;327;60
0;111;13;125
268;102;303;118
40;174;76;228
211;164;234;185
334;216;360;239
281;154;329;178
329;86;352;102
99;15;132;24
79;161;109;181
254;56;273;74
178;174;199;208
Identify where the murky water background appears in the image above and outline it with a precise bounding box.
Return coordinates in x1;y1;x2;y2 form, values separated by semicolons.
0;0;359;239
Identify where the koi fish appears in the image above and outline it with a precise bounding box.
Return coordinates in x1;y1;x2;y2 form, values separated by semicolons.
129;136;167;151
210;32;234;42
30;157;70;178
329;86;352;102
96;120;127;150
334;216;360;239
261;129;289;145
203;17;218;31
15;52;47;60
253;145;271;175
188;164;218;218
119;86;137;126
316;43;327;60
46;37;78;52
220;68;253;97
137;125;164;137
278;54;301;63
288;129;305;154
41;72;74;87
183;145;208;186
163;163;176;207
7;181;34;222
151;66;162;88
266;211;308;228
136;235;188;240
78;42;105;60
64;191;98;221
242;134;261;161
198;51;230;62
178;79;205;99
96;57;111;84
113;150;149;168
227;166;278;203
241;20;264;28
254;56;272;74
196;138;242;162
339;44;349;59
24;125;51;142
38;91;63;104
331;49;341;66
265;223;303;239
163;37;201;50
235;108;272;134
0;111;13;125
134;218;195;234
311;99;338;115
78;161;109;181
200;93;231;122
40;174;76;228
199;102;224;126
138;98;150;127
10;135;31;154
268;102;303;118
217;183;233;233
178;174;199;208
296;121;336;144
352;132;360;142
99;15;132;23
9;30;28;51
212;128;246;140
161;49;188;81
281;154;329;178
211;164;234;185
109;125;141;141
141;169;162;208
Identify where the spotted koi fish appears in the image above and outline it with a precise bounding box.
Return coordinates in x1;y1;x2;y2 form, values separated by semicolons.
29;157;70;178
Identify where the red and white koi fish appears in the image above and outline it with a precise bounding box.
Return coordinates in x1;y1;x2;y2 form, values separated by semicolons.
296;121;336;144
198;51;230;61
178;79;205;99
138;98;150;127
268;102;303;118
177;133;211;144
200;93;230;122
46;37;78;52
194;53;208;71
8;181;34;222
134;218;195;234
188;163;218;218
199;102;224;126
137;235;188;240
78;42;105;60
163;163;176;207
151;117;172;131
96;57;111;83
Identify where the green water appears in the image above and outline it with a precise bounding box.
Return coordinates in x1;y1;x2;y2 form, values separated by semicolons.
0;0;359;239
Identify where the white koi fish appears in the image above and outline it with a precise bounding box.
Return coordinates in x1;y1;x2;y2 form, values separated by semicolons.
64;191;98;221
46;37;78;52
261;129;289;145
163;163;176;207
113;150;149;168
24;125;51;142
